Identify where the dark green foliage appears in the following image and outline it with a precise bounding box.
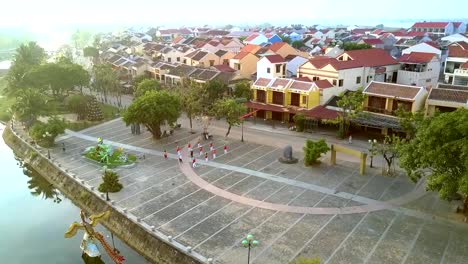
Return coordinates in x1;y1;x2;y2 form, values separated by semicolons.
123;90;181;139
83;46;99;58
134;79;161;97
12;88;47;125
211;98;247;137
303;139;330;166
98;170;123;201
29;117;66;147
292;40;305;49
398;109;468;209
133;75;152;87
280;35;292;44
177;80;204;132
395;106;425;139
342;42;372;51
293;113;306;132
233;81;251;101
203;80;228;107
336;88;367;138
66;94;91;120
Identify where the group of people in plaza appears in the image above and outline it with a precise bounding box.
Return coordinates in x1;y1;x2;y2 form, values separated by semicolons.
164;141;228;168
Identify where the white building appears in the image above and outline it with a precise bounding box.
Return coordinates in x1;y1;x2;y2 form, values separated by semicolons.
441;33;468;44
397;52;441;89
444;42;468;86
298;49;400;92
257;55;287;79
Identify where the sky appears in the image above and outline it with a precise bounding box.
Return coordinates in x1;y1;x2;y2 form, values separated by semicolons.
0;0;467;50
1;0;467;31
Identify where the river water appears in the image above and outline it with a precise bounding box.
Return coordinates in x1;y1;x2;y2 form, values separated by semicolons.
0;124;150;264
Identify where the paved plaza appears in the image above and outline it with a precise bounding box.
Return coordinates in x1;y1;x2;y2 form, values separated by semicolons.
50;118;468;264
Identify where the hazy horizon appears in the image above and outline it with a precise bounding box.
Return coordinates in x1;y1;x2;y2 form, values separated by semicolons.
1;0;467;51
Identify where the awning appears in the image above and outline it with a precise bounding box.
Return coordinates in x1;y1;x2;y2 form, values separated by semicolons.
241;110;258;119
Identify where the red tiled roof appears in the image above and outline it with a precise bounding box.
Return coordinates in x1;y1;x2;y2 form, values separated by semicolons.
448;42;468;58
241;44;262;53
352;29;368;35
428;85;468;103
246;101;289;113
268;42;287;52
289;80;313;91
270;78;291;89
212;64;236;72
412;22;449;28
294;76;312;82
307;56;334;68
364;81;423;100
453;22;463;28
424;41;439;49
253;77;272;86
245;34;260;42
264;54;285;63
233;51;251;60
407;31;429;37
208;40;220;46
344;48;399;67
301;106;339;120
362;38;384;45
399;52;436;63
172;36;184;44
314;79;334;89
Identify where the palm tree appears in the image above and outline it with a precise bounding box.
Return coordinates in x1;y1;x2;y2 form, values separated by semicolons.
25;167;62;203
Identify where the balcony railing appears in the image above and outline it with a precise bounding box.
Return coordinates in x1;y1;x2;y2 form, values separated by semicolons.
454;69;468;77
364;106;396;116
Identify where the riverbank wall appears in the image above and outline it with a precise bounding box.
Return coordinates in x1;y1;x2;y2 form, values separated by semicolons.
2;124;205;264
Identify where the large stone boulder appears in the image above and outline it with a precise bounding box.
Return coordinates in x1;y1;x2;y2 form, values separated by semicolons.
278;145;298;164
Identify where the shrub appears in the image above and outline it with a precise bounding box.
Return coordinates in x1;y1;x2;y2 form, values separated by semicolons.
293;113;306;132
98;169;123;201
29;117;66;147
66;94;91;120
303;139;330;166
291;257;321;264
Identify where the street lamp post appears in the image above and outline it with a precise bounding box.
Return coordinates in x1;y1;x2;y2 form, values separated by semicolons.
368;139;377;168
241;234;258;264
241;119;244;142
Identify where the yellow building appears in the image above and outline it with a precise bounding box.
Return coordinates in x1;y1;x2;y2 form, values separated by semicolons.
247;77;335;122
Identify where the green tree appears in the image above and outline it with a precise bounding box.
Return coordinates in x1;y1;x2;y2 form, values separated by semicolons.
25;61;89;97
71;30;93;51
342;42;372;51
177;80;204;133
303;139;330;166
395;106;425;139
98;170;123;201
29;117;66;147
122;90;181;139
5;41;46;97
336;89;367;138
93;63;119;104
233;81;251;101
211;98;247;137
292;40;305;49
203;80;229;108
56;45;74;61
280;35;292;44
83;46;99;58
12;88;47;125
293;113;306;132
378;135;401;176
398;109;468;213
66;94;90;120
134;79;161;98
133;75;152;87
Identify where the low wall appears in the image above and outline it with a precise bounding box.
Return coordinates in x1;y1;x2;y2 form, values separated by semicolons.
2;125;206;264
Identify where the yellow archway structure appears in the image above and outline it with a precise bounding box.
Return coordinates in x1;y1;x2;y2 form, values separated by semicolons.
330;144;367;176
